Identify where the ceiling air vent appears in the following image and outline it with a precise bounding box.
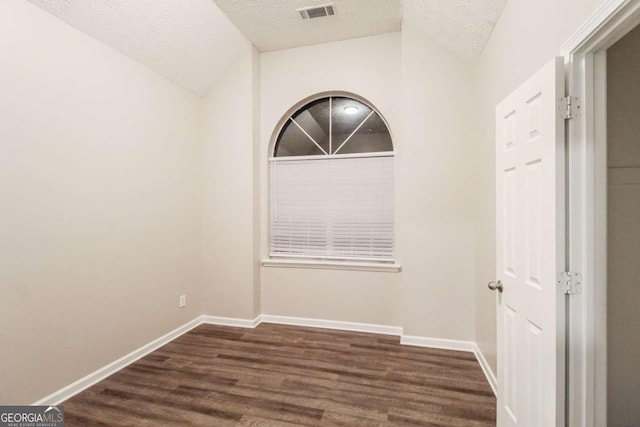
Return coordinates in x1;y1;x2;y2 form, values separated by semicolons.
297;4;335;20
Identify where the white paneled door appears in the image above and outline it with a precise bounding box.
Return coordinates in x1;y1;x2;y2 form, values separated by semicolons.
494;57;566;427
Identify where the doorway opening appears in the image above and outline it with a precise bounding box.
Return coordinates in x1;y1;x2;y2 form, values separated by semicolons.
604;23;640;426
564;1;640;426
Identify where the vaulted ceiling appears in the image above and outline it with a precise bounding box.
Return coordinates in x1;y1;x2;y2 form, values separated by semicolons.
27;0;248;96
212;0;403;52
403;0;507;58
27;0;506;96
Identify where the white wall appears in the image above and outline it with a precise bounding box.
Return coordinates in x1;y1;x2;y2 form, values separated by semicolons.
260;31;478;341
259;33;404;327
201;44;261;319
0;0;202;404
473;0;608;374
606;23;640;427
399;24;477;339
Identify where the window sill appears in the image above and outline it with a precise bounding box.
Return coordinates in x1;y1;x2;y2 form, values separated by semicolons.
260;258;402;273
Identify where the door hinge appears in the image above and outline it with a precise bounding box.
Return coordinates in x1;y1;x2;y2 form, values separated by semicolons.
559;96;581;120
558;271;582;294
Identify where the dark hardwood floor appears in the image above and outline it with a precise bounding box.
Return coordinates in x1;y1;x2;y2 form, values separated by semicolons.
63;323;496;426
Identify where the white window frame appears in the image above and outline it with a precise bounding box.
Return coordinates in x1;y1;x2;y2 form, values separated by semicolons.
263;94;401;273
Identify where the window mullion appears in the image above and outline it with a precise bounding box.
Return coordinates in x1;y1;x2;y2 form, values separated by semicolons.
329;97;332;156
291;117;328;156
333;110;374;155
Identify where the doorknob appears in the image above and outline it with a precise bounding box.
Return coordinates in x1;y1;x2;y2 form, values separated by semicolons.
488;280;503;293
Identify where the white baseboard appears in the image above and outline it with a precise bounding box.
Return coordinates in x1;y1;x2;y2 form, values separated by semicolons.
473;343;497;396
200;315;260;328
400;334;475;352
259;314;403;336
34;313;496;405
32;317;202;406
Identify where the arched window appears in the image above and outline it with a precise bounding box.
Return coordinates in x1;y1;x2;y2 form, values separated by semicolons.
269;95;395;262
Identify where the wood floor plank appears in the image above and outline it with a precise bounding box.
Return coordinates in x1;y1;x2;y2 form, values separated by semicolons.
63;323;496;426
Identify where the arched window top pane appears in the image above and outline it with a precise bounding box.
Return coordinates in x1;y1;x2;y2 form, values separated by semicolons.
274;96;392;157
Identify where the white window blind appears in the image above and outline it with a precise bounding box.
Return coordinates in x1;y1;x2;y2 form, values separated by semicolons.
270;155;394;261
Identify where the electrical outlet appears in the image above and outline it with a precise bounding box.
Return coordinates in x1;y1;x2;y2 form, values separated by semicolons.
179;294;186;308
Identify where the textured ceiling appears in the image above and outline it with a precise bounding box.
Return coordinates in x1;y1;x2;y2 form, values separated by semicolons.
403;0;507;59
27;0;248;96
212;0;403;52
27;0;506;97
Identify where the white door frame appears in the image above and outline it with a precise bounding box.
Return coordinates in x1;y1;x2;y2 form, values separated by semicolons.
562;1;640;426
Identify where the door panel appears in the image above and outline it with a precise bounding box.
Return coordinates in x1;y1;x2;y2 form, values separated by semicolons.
504;305;519;423
525;160;542;287
525;321;544;427
495;57;566;427
504;167;517;276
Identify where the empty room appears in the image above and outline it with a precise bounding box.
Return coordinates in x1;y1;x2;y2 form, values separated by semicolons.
1;0;638;425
